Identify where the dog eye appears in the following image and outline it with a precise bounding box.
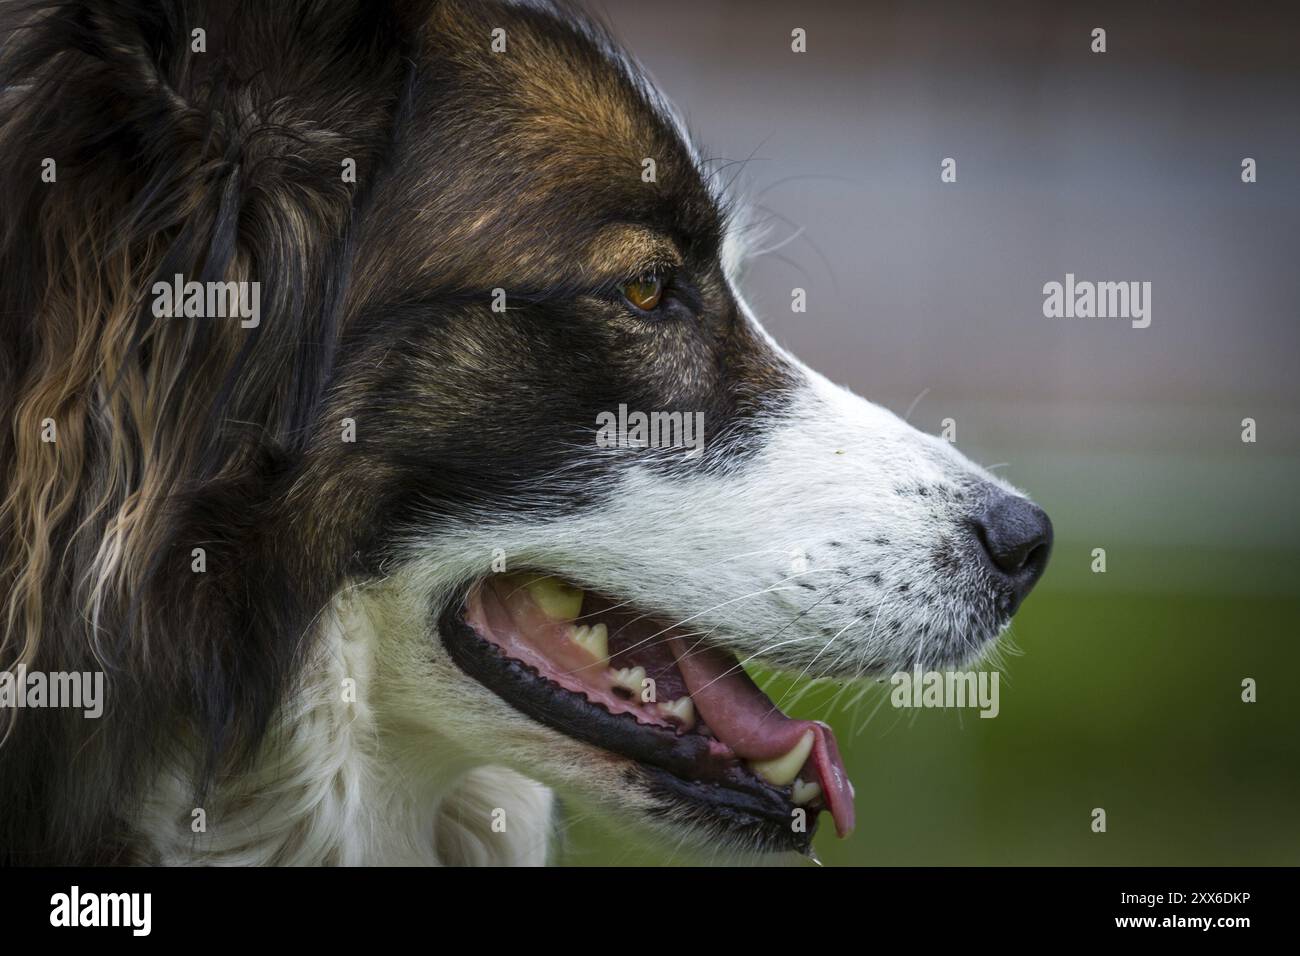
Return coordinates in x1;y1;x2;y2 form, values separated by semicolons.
622;274;664;312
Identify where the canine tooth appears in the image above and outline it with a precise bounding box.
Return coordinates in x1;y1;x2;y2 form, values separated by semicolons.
792;778;822;805
748;729;815;787
659;697;695;729
571;622;609;663
522;575;584;622
610;666;647;695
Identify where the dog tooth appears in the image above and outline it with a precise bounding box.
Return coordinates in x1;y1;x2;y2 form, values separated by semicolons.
571;622;609;663
610;666;647;694
792;778;822;805
748;729;815;787
658;697;695;729
520;575;584;622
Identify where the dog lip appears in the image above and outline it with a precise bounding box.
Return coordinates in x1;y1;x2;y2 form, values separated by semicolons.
436;586;820;853
666;635;855;838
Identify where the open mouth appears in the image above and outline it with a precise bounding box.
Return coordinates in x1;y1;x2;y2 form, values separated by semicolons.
439;573;855;854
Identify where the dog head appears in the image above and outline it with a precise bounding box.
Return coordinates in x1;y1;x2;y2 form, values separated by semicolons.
0;0;1050;862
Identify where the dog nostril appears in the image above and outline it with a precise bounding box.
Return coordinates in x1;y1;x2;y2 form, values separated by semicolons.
990;531;1044;575
973;494;1053;602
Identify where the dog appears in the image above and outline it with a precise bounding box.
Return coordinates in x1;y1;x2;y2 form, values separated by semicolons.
0;0;1051;865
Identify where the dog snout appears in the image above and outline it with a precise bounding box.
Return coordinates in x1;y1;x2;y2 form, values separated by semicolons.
970;491;1053;613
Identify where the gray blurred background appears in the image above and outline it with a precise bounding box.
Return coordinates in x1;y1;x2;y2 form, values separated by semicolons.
560;0;1300;865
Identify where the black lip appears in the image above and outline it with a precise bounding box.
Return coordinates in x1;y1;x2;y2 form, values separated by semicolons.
437;593;815;853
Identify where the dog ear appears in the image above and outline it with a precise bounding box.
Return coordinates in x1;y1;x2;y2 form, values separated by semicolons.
1;0;415;442
3;0;414;185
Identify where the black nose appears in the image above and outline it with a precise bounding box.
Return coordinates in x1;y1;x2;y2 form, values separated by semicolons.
972;493;1053;613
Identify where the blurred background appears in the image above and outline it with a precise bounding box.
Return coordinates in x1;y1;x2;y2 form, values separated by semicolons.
559;0;1300;865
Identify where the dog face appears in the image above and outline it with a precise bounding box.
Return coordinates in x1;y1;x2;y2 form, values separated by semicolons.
0;0;1050;862
311;3;1052;855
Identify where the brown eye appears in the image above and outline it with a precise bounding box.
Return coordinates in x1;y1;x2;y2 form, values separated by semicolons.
622;274;663;311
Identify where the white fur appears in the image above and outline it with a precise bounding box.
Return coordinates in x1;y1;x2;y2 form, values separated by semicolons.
139;588;555;866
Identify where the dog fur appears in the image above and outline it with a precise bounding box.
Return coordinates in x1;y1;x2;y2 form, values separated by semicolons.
0;0;1037;865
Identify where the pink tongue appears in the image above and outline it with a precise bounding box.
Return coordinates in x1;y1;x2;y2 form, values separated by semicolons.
667;637;855;838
